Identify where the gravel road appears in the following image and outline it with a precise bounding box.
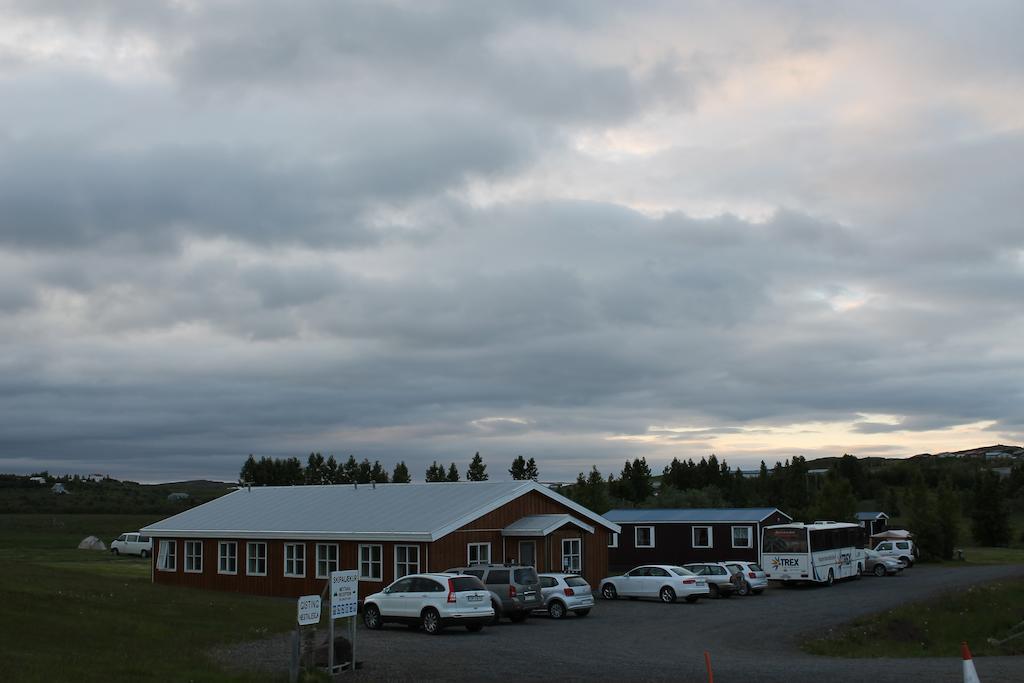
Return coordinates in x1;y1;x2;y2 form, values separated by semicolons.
343;563;1024;682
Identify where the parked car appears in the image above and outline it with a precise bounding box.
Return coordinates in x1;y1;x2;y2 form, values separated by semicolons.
445;564;543;623
873;540;915;568
599;565;710;603
537;573;594;618
723;561;768;595
110;532;152;558
862;549;903;576
681;562;738;598
362;573;493;634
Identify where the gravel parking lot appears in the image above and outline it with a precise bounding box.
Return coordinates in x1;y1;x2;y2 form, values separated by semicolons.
348;564;1024;682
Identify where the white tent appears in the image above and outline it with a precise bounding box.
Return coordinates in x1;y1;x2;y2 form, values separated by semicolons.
77;535;107;550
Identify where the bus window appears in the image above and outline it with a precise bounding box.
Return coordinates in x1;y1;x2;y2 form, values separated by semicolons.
762;527;808;553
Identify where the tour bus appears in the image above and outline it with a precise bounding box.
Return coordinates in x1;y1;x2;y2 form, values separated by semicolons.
761;522;864;585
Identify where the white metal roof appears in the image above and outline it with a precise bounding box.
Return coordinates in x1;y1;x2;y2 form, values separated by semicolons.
501;514;594;537
604;507;790;524
141;480;619;541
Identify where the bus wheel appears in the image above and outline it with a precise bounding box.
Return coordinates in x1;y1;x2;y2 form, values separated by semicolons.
825;569;834;586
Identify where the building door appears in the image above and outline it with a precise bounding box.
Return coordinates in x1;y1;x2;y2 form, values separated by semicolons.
519;540;536;567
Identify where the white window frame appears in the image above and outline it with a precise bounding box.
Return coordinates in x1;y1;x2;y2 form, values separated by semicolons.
284;543;306;578
394;545;421;579
359;544;382;581
692;525;713;549
635;526;655;548
218;541;237;575
608;532;619;548
184;540;203;573
315;543;339;579
246;542;267;577
467;542;491;565
157;539;176;572
562;538;582;573
731;525;753;549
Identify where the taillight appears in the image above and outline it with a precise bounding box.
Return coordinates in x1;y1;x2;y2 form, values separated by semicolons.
563;587;575;596
748;572;756;579
509;585;516;599
682;579;695;584
446;578;456;603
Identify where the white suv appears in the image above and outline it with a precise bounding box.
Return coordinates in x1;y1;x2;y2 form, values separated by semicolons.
110;532;152;558
363;574;494;634
873;540;915;568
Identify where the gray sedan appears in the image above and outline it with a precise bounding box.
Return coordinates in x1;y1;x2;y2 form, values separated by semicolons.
537;573;594;618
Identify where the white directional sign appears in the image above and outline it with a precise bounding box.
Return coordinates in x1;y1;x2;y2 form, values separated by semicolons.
297;594;322;626
330;570;359;619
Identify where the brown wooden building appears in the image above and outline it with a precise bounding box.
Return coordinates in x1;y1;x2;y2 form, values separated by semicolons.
604;507;792;571
141;481;619;598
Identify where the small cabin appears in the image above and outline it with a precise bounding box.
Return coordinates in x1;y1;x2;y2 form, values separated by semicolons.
855;511;889;537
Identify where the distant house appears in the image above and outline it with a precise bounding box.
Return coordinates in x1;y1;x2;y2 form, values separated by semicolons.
167;492;190;502
29;476;46;485
51;483;67;495
141;481;620;598
86;473;106;482
604;507;792;571
855;511;889;536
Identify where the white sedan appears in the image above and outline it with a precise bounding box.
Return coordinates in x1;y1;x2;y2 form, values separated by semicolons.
599;565;710;603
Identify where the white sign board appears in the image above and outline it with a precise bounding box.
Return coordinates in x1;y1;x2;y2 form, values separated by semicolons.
297;594;321;626
330;569;359;619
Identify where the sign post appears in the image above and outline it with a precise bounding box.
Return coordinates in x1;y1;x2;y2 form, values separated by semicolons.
329;569;359;674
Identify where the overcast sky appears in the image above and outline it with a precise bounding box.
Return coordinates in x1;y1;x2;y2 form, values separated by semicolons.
1;1;1022;483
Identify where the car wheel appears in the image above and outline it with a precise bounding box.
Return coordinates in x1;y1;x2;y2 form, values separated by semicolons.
111;548;119;555
140;550;149;559
466;624;483;633
825;569;834;586
362;604;382;630
659;586;676;603
421;608;442;635
854;563;862;579
548;601;566;619
873;564;886;577
738;581;750;596
601;584;618;600
709;584;720;599
685;596;699;603
490;603;501;625
575;609;590;617
898;556;911;569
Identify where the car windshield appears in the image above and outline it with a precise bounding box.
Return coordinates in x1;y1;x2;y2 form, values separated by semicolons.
669;567;696;576
565;576;588;587
514;568;538;584
451;576;486;592
749;564;763;572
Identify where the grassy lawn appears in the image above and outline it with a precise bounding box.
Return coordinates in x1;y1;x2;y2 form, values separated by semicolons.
956;546;1024;565
803;578;1024;658
0;514;294;683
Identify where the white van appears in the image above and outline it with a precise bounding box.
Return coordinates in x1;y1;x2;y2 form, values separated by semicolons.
872;540;915;568
110;532;153;558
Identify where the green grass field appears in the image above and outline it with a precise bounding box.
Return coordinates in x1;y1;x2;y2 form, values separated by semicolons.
0;514;294;682
803;578;1024;658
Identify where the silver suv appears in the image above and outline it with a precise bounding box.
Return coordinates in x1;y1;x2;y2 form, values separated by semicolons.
445;564;543;623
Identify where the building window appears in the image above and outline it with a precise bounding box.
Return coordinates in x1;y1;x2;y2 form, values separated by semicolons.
692;526;712;548
157;539;176;571
467;542;491;565
359;544;382;581
731;526;752;549
247;542;267;576
184;540;203;573
395;545;420;578
316;544;339;579
218;541;237;574
284;543;306;578
608;532;619;548
635;526;655;548
562;538;582;572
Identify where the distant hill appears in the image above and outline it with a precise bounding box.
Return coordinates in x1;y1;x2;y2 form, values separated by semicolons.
909;444;1024;460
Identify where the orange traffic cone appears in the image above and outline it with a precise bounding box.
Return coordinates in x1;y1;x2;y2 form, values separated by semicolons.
961;641;981;683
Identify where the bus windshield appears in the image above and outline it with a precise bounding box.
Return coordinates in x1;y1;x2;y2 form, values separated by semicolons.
762;527;808;553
